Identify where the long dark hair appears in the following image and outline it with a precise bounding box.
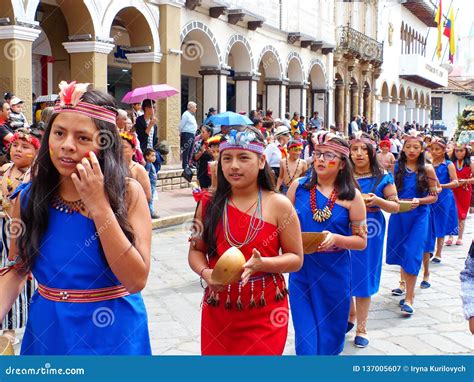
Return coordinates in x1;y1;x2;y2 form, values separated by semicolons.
450;145;471;168
395;142;428;194
202;125;275;258
17;89;134;274
349;133;384;192
304;136;357;200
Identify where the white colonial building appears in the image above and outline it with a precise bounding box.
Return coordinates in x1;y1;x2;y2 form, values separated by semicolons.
375;0;448;128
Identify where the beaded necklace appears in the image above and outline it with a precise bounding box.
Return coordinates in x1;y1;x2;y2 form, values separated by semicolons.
310;185;338;222
284;158;301;186
354;171;373;179
456;160;464;172
223;189;264;248
51;194;86;214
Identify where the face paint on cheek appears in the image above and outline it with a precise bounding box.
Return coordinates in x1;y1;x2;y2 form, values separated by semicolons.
328;160;337;168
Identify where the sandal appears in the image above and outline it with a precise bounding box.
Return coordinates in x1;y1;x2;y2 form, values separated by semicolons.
346;322;355;333
391;280;406;296
401;302;415;315
420;280;431;289
431;257;441;264
354;330;370;348
456;239;463;246
445;239;453;246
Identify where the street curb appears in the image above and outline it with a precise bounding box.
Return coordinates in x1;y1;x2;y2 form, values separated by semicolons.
152;213;194;230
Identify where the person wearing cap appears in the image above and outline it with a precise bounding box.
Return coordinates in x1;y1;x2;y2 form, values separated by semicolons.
377;139;395;174
203;107;217;126
8;97;29;131
264;124;290;179
3;92;14;104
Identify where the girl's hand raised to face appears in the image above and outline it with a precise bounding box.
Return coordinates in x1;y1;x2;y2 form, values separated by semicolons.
71;151;108;214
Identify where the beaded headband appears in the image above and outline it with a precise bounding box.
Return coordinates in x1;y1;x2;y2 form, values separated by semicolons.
52;81;117;125
219;129;264;155
349;131;376;149
404;129;424;144
9;130;40;150
119;131;137;149
430;137;446;148
288;140;303;150
314;131;350;157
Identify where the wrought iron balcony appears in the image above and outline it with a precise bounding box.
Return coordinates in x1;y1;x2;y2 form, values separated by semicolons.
336;26;383;65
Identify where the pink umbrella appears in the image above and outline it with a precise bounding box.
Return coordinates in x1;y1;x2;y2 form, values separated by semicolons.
121;84;179;104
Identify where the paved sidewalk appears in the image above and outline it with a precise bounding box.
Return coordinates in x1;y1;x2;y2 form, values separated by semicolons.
152;188;196;229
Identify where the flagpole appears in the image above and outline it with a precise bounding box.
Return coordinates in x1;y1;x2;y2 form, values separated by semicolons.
431;0;452;61
441;7;459;63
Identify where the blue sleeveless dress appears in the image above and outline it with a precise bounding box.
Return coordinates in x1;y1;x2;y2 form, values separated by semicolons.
20;184;151;355
434;161;458;237
386;165;429;276
289;177;351;355
426;161;458;250
352;172;394;297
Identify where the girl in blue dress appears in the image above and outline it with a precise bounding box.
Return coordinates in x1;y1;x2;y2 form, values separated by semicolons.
0;82;152;355
427;137;458;265
348;133;399;348
286;132;367;355
386;132;438;316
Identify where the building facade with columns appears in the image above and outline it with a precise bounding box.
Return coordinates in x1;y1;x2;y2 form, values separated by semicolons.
333;0;383;134
179;0;335;126
374;0;448;129
0;0;339;164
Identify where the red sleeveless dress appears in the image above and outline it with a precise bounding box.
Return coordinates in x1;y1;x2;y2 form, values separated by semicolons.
200;195;288;355
453;164;472;220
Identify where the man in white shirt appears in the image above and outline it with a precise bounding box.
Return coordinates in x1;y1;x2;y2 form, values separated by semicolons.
310;111;323;130
264;125;290;179
350;116;359;135
180;101;198;169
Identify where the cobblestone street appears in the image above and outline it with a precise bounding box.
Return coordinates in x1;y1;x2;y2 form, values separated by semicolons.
143;216;473;355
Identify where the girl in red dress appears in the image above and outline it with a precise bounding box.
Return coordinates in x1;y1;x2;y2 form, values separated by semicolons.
188;125;303;355
448;144;474;246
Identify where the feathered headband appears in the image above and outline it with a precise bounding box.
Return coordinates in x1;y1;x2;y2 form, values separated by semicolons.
119;131;137;149
52;81;117;125
379;139;391;149
219;129;264;155
9;129;40;150
349;131;376;149
207;135;222;145
314;131;350;157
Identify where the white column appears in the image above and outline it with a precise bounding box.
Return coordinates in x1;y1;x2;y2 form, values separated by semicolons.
380;100;390;123
398;104;406;126
390;101;399;123
265;80;286;119
234;74;259;114
405;99;415;124
199;68;229;114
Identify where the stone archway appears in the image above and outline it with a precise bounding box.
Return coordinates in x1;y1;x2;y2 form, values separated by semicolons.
286;52;305;116
257;46;284;117
225;34;254;113
181;22;223;119
307;59;327;123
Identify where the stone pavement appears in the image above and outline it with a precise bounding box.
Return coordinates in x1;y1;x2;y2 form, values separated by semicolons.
151;188;196;229
143;215;474;355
